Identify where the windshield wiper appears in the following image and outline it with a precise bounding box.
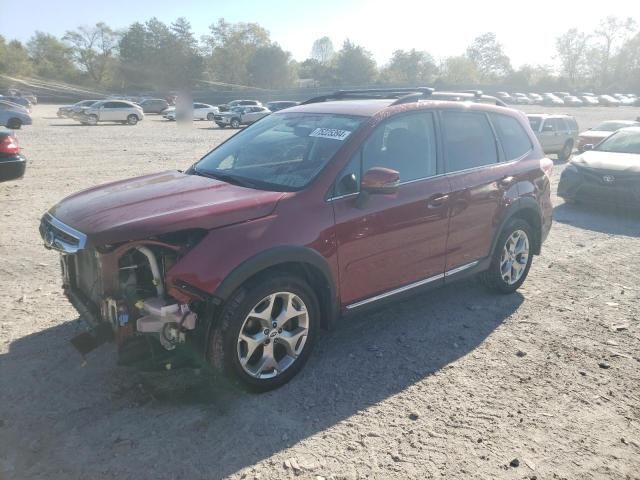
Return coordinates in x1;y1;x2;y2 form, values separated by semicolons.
191;167;257;188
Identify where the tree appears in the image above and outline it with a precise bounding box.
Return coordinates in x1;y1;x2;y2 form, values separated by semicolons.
380;49;437;85
202;19;271;86
592;16;636;88
333;40;376;86
311;37;334;64
63;22;119;84
247;44;293;88
438;56;479;86
466;33;512;80
27;32;77;80
555;29;589;87
0;38;32;76
297;58;335;86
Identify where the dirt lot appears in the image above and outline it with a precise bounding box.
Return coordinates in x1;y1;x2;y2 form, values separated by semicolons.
1;104;640;480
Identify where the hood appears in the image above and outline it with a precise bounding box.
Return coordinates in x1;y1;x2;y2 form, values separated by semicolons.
571;150;640;173
579;130;612;139
49;170;285;246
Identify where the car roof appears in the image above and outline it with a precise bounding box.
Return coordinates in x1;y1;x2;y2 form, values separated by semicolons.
283;98;517;118
599;120;639;125
526;113;574;118
618;126;640;133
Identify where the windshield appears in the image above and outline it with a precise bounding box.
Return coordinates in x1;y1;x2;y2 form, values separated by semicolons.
193;112;365;191
595;130;640;154
594;121;635;132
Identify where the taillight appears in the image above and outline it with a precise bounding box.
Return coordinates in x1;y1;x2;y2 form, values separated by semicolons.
541;157;554;178
0;135;19;155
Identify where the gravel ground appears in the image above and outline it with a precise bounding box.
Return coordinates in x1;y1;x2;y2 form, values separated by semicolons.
1;104;640;480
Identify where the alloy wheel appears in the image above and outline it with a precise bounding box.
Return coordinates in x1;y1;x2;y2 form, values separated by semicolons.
237;291;309;379
500;230;530;285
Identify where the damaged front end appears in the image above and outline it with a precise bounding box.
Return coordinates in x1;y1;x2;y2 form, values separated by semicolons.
40;212;209;366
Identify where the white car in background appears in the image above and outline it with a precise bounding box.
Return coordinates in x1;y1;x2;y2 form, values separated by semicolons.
163;103;219;121
78;100;144;125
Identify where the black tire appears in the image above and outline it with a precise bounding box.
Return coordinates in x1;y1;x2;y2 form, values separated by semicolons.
127;114;138;125
207;113;215;121
558;141;573;162
208;274;319;392
216;123;226;128
86;114;98;126
481;219;534;294
7;118;22;129
230;118;240;129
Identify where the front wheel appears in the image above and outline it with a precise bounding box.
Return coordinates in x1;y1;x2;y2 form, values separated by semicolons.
216;123;226;128
86;114;98;126
558;141;573;162
127;114;138;125
7;118;22;129
230;118;240;129
207;113;215;121
481;219;534;293
208;275;319;392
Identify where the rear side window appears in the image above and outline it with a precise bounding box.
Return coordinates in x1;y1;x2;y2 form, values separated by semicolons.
490;114;532;160
442;111;498;172
528;116;542;131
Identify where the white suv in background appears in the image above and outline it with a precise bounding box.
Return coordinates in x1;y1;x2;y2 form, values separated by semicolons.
79;100;144;126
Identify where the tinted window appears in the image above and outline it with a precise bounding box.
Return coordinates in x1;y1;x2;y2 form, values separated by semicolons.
528;116;542;131
442;111;498;172
103;102;118;108
490;114;532;160
362;112;436;182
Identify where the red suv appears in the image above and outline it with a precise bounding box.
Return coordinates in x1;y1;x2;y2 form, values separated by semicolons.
40;88;553;391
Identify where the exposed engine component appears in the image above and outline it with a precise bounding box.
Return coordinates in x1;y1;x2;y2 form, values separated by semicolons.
136;297;197;351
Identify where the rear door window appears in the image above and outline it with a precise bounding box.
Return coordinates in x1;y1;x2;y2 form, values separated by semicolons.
441;111;498;172
490;113;533;160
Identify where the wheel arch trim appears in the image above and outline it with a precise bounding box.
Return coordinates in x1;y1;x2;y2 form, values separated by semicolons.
490;198;543;256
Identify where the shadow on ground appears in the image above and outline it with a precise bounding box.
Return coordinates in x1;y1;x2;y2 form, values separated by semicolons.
1;279;522;479
554;201;640;237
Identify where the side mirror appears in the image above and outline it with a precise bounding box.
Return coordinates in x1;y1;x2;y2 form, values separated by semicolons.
361;167;400;195
582;144;594;151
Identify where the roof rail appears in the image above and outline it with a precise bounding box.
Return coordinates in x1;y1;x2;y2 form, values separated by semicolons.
301;87;434;105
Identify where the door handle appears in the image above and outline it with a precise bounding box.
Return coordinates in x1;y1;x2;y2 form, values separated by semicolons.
499;176;516;187
427;193;449;208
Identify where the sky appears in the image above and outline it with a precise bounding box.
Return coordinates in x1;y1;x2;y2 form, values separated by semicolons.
2;0;640;69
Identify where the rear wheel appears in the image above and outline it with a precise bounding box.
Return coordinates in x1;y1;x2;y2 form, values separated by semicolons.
558;141;573;162
127;114;138;125
7;118;22;129
481;219;534;294
230;118;240;129
208;275;319;392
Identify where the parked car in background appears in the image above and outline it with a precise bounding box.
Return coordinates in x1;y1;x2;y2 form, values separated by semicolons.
558;127;640;207
213;105;271;128
138;98;170;114
57;100;101;118
563;96;584;107
612;94;635;106
495;92;514;104
528;93;543;104
39;88;552;391
527;113;578;161
541;93;564;106
163;102;219;121
598;95;621;107
580;95;600;106
0;100;32;129
218;99;262;112
513;93;533;105
0;127;26;182
77;100;144;125
266;101;300;112
576;120;640;152
3;96;31;110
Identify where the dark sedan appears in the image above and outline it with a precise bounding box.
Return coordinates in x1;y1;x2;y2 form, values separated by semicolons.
0;128;26;182
558;127;640;207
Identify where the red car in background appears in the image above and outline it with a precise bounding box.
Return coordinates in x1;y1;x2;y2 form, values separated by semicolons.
40;88;553;391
